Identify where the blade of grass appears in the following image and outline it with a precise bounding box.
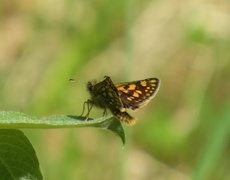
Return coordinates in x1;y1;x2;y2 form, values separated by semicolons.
192;100;230;179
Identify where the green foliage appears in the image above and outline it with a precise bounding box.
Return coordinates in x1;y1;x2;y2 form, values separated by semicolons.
0;111;125;179
192;101;230;180
1;0;230;179
0;129;42;180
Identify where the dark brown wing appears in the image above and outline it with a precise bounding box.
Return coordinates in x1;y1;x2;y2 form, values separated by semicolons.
116;78;160;111
93;76;125;112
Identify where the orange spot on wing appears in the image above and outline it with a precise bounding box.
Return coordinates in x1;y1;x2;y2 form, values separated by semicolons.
117;87;129;93
136;90;142;94
128;84;136;90
127;97;133;101
140;81;147;86
133;92;140;97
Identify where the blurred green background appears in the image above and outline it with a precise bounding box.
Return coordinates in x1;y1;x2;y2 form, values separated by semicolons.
1;0;230;179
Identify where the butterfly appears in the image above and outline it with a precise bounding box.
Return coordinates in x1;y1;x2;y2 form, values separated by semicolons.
82;76;160;125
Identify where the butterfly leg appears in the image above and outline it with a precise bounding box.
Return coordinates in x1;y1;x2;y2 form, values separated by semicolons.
85;100;93;121
80;101;87;116
80;100;93;120
102;109;107;116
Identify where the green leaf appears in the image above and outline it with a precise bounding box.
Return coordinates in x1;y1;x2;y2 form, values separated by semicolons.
0;129;43;180
0;111;125;144
0;112;125;179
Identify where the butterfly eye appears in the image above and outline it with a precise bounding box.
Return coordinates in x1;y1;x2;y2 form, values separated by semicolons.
87;82;93;91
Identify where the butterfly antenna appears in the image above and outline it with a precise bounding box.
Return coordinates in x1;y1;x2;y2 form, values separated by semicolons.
69;78;77;82
69;79;87;85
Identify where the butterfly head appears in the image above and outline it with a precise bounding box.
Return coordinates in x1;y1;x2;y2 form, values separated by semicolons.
86;80;97;92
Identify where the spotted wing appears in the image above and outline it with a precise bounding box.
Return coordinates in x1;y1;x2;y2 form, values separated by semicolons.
116;78;160;111
94;76;125;112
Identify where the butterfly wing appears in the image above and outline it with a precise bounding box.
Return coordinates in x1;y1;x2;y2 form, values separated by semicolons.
116;78;160;111
93;76;125;112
